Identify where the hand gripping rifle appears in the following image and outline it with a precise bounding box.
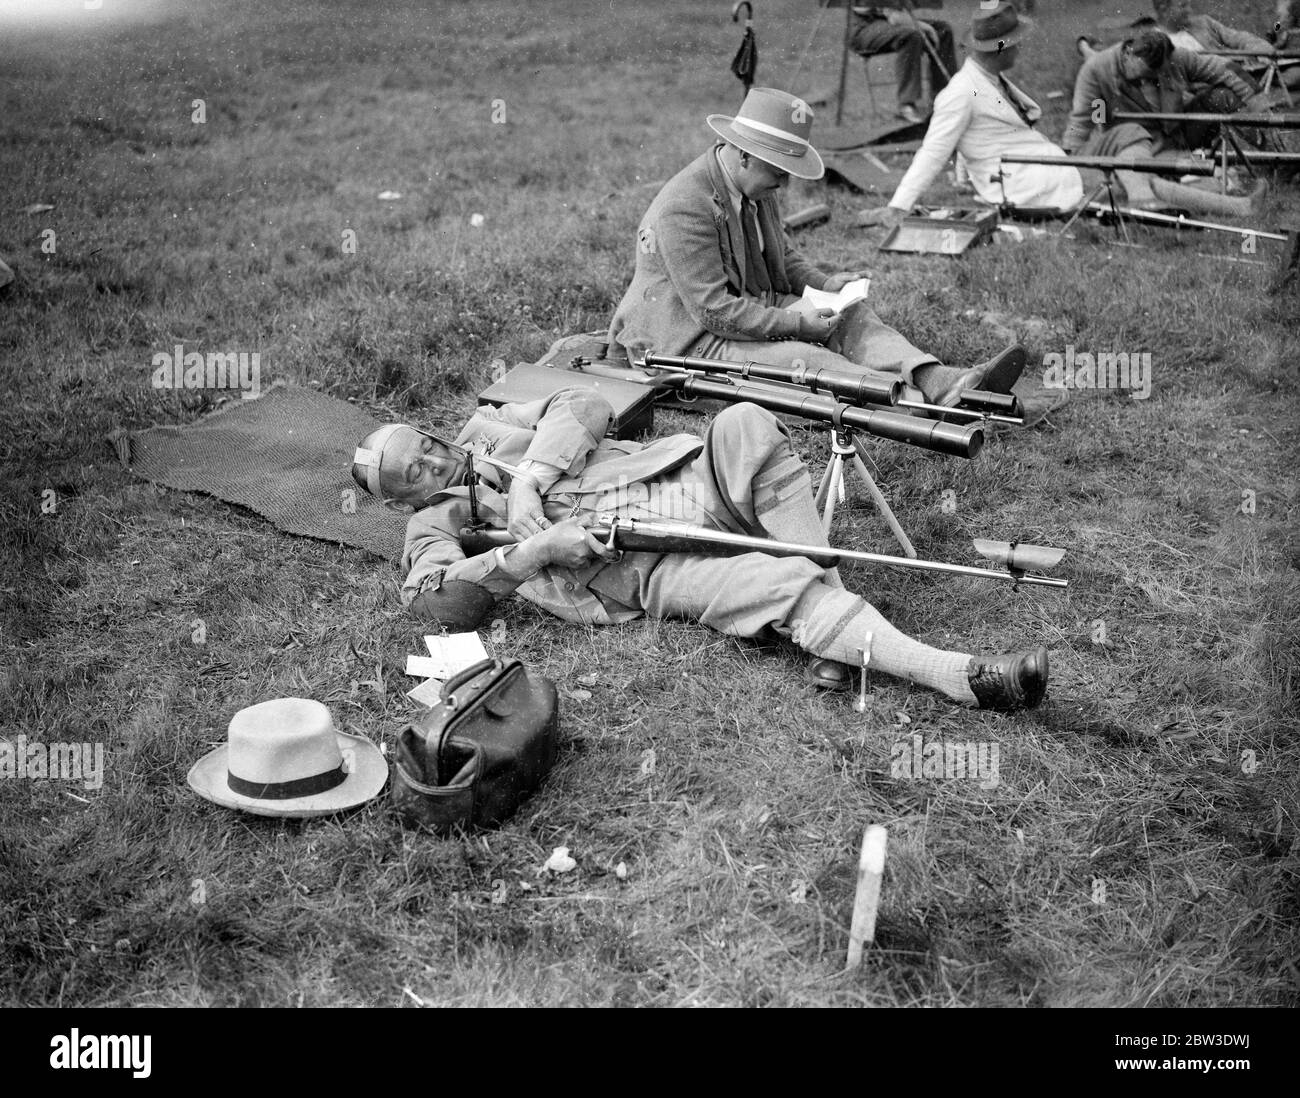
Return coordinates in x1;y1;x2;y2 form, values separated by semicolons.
460;516;1069;590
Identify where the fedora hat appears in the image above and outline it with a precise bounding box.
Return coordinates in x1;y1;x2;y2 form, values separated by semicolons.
966;1;1030;52
707;86;824;180
187;698;387;818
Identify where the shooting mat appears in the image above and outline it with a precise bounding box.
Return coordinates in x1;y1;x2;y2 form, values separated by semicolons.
120;384;408;560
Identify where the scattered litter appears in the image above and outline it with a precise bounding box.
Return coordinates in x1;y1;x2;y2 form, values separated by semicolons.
64;791;90;804
639;747;657;777
405;677;443;708
614;862;628;880
1046;90;1066;100
23;203;54;215
517;879;535;892
539;846;577;875
377;191;402;201
576;673;598;687
566;688;592;703
401;986;426;1007
421;632;490;678
789;880;808;905
469;213;485;227
114;937;131;952
896;712;911;725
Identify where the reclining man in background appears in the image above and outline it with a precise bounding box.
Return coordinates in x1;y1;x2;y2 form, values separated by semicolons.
351;387;1050;708
607;86;1025;416
860;2;1083;230
848;2;958;124
1063;28;1268;217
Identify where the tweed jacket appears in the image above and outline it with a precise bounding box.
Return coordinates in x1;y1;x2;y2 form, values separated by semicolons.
607;146;828;362
890;57;1083;212
400;388;701;623
1063;43;1256;152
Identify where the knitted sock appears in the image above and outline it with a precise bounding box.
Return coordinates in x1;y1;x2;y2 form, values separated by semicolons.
911;362;968;404
753;451;844;588
789;585;975;703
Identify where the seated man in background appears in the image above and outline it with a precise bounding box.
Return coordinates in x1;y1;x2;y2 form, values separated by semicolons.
848;3;958;124
860;2;1083;230
1149;0;1272;57
607;86;1024;416
351;387;1050;709
1063;29;1267;216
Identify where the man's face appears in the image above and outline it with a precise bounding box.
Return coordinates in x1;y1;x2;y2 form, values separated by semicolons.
379;426;467;506
989;42;1020;71
734;151;790;200
1157;0;1193;30
1120;47;1155;80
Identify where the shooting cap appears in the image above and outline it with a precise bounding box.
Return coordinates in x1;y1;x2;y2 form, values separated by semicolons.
352;423;408;498
707;87;825;180
966;2;1030;52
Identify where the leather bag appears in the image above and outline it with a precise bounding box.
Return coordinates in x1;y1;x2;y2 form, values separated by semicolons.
391;658;559;832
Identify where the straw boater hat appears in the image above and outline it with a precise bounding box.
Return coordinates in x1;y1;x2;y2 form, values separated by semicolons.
707;86;825;181
966;1;1030;52
187;698;387;818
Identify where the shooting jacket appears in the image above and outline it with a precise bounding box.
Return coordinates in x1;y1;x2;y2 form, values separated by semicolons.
606;145;828;363
1063;43;1256;153
401;388;701;624
889;57;1083;212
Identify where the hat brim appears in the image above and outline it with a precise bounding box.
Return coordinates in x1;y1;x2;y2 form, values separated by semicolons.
706;116;825;180
965;19;1030;52
186;730;388;818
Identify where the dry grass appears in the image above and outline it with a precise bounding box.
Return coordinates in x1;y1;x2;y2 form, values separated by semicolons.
1;0;1297;1007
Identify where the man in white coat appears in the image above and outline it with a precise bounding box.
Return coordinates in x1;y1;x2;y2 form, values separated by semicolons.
861;2;1082;228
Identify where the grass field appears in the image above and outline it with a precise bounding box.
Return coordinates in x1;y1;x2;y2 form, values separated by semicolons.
1;0;1298;1007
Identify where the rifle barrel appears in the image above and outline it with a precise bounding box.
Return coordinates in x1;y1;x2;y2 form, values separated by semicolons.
460;520;1066;589
644;351;903;406
649;372;984;459
1001;154;1216;175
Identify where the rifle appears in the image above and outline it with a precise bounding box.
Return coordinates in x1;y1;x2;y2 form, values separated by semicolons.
460;516;1068;590
576;353;987;459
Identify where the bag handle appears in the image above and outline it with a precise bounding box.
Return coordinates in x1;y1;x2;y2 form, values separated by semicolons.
441;658;499;711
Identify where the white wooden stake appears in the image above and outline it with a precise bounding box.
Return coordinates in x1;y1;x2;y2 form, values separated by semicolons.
846;825;888;969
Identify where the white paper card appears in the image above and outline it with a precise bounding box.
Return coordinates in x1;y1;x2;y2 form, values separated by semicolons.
405;677;444;708
422;631;490;677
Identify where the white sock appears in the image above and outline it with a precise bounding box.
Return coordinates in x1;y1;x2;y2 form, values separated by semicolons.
790;585;975;703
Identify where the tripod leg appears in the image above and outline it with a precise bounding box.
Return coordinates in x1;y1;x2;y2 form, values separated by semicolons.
1060;179;1108;236
850;442;917;558
818;454;846;532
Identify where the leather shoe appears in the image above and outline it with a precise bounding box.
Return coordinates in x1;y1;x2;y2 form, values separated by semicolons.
966;646;1049;712
803;657;853;692
936;344;1026;409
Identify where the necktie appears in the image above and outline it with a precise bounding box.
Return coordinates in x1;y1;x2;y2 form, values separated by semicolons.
740;199;772;298
999;76;1035;128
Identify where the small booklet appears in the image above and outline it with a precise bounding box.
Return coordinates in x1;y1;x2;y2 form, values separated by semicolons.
787;277;870;318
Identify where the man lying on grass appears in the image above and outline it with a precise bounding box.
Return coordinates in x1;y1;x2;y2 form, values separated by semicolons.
604;85;1026;415
352;387;1049;711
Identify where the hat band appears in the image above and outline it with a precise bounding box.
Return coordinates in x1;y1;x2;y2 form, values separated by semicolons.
731;116;810;158
227;763;347;800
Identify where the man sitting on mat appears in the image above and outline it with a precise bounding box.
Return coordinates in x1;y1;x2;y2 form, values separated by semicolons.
606;86;1025;417
351;387;1050;709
